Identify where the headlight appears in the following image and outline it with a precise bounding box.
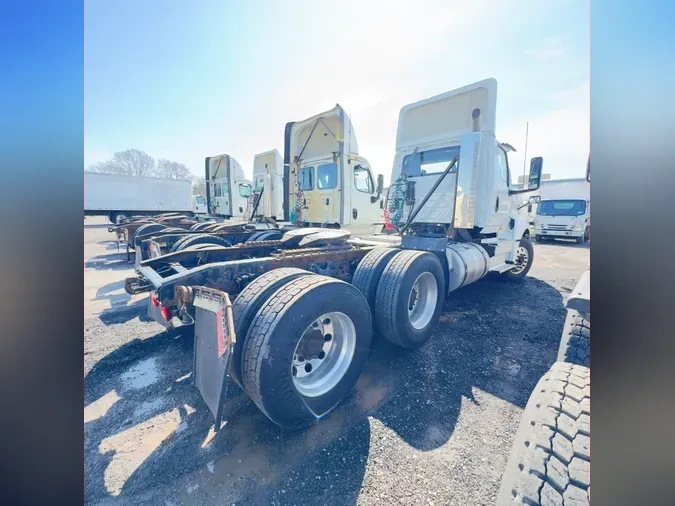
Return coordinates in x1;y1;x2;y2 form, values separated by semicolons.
574;224;583;231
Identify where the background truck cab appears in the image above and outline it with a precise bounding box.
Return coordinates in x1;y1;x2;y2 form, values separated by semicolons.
283;104;385;235
205;154;253;219
251;149;284;220
192;194;208;215
531;178;590;244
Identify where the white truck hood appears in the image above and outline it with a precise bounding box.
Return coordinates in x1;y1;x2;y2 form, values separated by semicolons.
395;78;497;151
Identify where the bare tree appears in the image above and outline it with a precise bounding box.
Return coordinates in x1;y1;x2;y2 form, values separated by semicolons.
192;175;206;196
87;160;122;174
112;149;156;177
87;149;156;177
156;159;192;180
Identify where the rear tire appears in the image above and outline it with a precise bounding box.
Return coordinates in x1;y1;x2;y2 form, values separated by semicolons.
374;250;445;349
229;268;313;388
504;237;534;281
352;247;400;321
173;234;232;252
242;276;372;428
557;309;590;366
131;223;167;245
246;230;283;242
497;362;590;506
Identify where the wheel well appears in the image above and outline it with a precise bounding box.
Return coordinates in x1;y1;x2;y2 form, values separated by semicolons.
522;229;530;239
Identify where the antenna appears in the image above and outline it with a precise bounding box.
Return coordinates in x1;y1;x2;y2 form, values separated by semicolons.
522;121;529;184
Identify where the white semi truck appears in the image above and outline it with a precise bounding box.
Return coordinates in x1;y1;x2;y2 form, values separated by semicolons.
283;104;386;236
204;154;253;219
84;172;207;224
126;78;544;430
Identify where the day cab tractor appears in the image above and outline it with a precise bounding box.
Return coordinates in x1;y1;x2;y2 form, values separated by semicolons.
122;104;390;267
124;78;544;430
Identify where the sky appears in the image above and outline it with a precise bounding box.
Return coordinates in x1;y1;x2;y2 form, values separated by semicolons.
85;0;589;184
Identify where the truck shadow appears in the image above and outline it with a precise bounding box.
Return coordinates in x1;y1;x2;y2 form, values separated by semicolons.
97;298;154;326
84;275;564;505
85;253;134;271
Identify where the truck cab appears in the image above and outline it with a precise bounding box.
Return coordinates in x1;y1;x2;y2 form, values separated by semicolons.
283;104;385;236
388;77;542;272
205;154;253;219
251;149;284;220
534;198;590;244
192;194;208;215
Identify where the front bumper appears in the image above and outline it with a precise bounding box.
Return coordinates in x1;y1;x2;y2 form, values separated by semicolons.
535;228;583;238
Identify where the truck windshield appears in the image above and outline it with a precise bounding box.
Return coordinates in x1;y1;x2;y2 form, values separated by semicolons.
537;200;587;216
402;146;460;177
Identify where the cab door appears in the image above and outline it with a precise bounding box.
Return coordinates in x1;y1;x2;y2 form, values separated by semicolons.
297;159;340;225
350;162;383;227
490;143;512;232
211;178;231;217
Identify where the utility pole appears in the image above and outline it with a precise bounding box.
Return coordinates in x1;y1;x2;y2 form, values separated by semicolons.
522;121;529;184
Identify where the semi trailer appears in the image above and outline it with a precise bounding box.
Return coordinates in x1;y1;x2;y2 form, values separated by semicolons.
84;172;206;224
124;78;543;429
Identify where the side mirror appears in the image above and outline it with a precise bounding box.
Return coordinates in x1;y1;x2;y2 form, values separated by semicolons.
528;157;543;190
529;195;541;204
527;203;533;213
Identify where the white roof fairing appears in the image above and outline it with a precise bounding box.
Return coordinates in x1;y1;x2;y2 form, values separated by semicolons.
395;78;498;151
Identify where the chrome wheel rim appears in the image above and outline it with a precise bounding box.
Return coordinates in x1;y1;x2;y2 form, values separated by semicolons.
292;312;356;398
511;245;529;274
407;272;438;330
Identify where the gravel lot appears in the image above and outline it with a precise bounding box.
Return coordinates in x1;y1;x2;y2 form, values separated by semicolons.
84;216;589;505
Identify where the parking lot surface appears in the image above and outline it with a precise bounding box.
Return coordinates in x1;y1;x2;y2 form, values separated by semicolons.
84;217;589;505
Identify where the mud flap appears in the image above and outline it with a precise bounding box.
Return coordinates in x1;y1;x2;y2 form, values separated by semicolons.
192;287;236;429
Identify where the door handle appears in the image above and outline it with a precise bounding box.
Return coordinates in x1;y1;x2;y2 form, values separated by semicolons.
495;197;500;212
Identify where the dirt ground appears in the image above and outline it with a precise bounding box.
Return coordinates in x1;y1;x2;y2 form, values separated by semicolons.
84;216;589;505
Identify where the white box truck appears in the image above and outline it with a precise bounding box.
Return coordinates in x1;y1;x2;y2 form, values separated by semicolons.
531;178;590;244
84;172;207;224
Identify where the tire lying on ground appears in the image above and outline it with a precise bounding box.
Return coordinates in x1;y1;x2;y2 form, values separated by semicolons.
557;309;590;367
352;247;400;319
229;268;314;388
242;275;373;428
374;250;445;349
497;362;590;506
504;237;535;281
171;234;232;252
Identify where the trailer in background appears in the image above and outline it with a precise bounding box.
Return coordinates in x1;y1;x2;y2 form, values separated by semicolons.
85;172;199;224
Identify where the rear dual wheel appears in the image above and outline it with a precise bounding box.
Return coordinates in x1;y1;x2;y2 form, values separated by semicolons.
374;250;446;349
240;275;372;428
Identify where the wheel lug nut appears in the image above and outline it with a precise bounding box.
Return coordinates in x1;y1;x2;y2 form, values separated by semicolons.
324;333;332;342
318;351;326;360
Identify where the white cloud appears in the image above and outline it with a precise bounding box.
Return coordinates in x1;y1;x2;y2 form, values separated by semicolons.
525;36;568;60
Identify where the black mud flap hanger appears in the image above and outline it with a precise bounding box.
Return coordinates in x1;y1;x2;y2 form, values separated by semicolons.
191;286;237;431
